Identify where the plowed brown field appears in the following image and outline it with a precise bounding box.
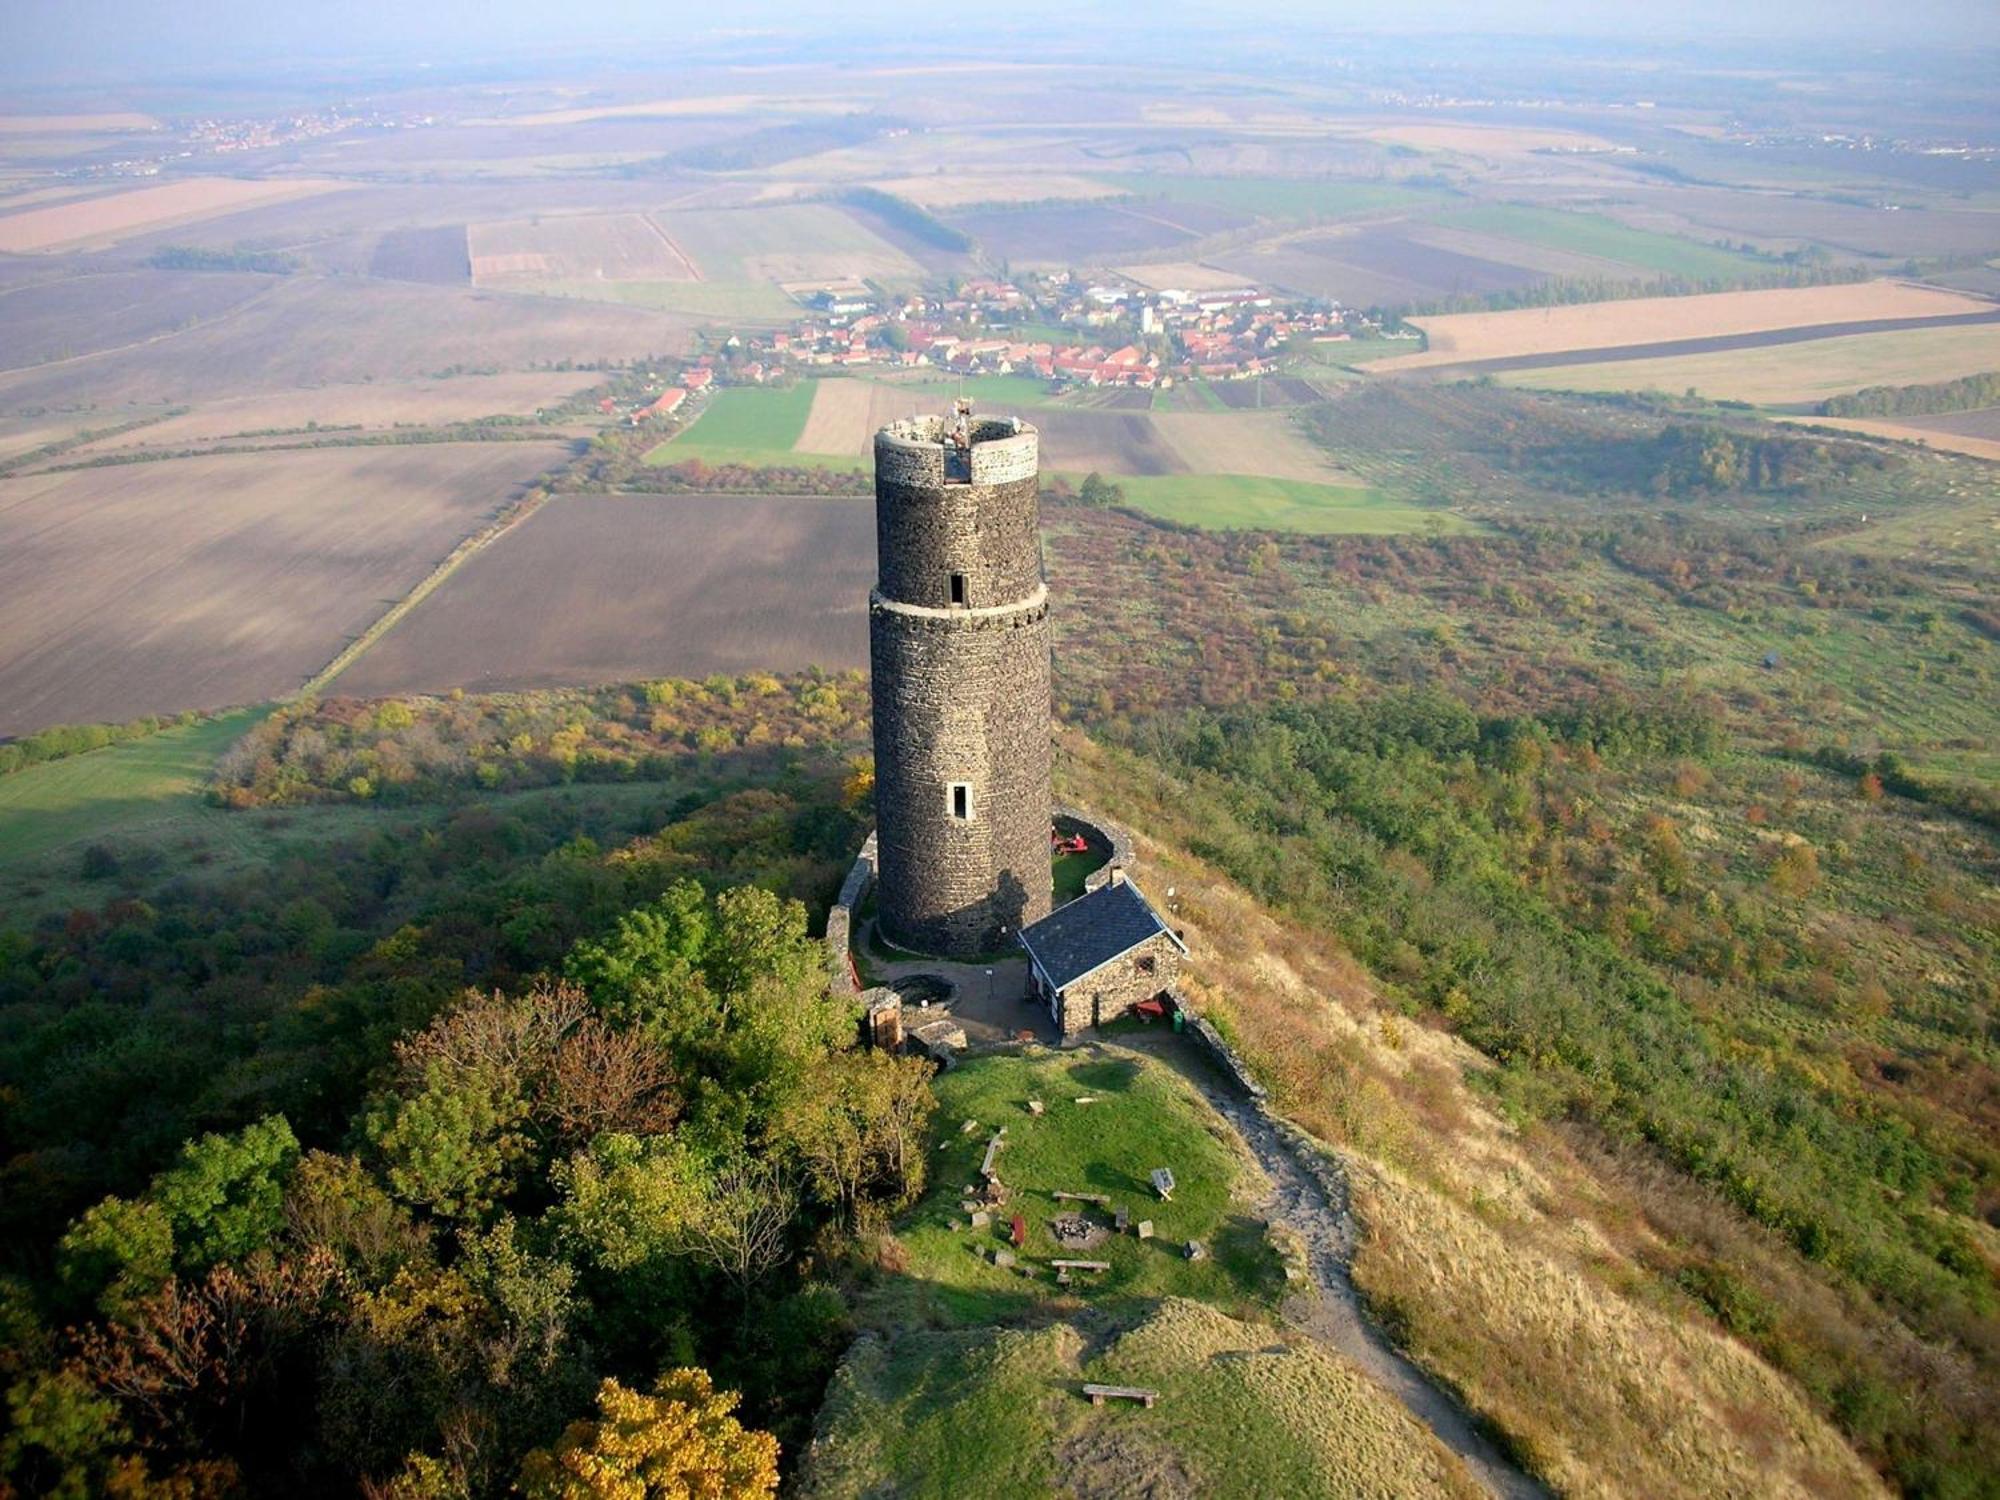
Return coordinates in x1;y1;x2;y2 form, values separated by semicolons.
0;443;566;735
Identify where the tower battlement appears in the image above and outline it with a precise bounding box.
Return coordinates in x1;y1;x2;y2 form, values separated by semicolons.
869;405;1052;958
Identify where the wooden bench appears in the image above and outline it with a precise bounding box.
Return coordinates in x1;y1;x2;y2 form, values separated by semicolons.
1051;1259;1110;1272
1054;1191;1109;1205
1082;1384;1160;1408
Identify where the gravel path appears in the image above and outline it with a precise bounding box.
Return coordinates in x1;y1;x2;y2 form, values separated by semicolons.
1132;1035;1550;1500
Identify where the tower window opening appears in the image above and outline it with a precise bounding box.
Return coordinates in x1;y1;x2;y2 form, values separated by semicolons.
950;572;966;606
950;783;972;820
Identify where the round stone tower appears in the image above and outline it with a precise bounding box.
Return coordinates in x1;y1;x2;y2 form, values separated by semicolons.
870;403;1052;958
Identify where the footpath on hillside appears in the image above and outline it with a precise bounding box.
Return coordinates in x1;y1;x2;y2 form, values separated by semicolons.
1119;1030;1548;1500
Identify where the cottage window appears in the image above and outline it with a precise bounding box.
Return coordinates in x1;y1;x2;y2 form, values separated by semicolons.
1137;954;1157;975
950;572;967;605
950;782;972;820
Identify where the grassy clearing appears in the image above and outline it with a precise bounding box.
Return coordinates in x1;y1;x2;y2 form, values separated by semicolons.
0;709;263;872
875;1048;1280;1329
1432;203;1764;281
1499;322;2000;406
1106;174;1441;222
808;1045;1475;1499
1094;472;1473;534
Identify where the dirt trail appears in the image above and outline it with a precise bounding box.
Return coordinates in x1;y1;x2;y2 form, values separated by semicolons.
1130;1033;1549;1500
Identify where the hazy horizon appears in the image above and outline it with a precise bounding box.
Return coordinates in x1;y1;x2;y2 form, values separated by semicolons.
5;0;1999;88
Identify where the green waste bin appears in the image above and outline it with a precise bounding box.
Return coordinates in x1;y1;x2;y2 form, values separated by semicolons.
1171;1009;1185;1034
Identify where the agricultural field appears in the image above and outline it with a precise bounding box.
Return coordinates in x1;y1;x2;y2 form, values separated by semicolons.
1214;225;1542;305
0;175;348;252
1115;260;1262;293
330;493;874;697
63;370;599;454
1424;203;1766;281
867;172;1120;210
1781;411;2000;463
1606;184;2000;261
1151;409;1352;481
1376;279;1998;370
365;224;471;284
0;443;565;735
944;203;1199;266
704;378;1360;487
645;381;864;468
1499;322;2000;406
0;274;694;410
1020;409;1189;476
658;202;921;285
1102;174;1440;223
0;268;280;372
467;211;698;285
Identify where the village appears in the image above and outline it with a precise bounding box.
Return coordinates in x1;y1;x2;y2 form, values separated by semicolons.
604;270;1410;425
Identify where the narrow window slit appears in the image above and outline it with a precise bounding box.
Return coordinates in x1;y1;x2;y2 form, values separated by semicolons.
950;572;967;606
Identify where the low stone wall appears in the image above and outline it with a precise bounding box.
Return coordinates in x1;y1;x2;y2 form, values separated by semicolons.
826;831;878;996
1052;802;1135;895
1173;991;1266;1101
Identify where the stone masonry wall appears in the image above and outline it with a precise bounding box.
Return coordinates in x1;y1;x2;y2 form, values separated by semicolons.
875;474;1042;607
871;412;1053;960
871;595;1052;955
1056;933;1181;1035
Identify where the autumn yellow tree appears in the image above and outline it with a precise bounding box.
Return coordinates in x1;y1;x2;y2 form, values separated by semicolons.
518;1369;777;1500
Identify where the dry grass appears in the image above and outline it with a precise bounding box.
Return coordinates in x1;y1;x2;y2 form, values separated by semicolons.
1052;731;1888;1498
1376;280;1995;370
1152;409;1360;483
804;1299;1478;1500
1348;1164;1884;1500
0;177;349;253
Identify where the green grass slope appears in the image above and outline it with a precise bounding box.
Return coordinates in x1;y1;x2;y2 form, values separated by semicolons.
802;1047;1479;1498
0;709;263;871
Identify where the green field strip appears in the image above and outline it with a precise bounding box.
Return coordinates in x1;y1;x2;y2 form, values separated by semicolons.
1427;204;1766;281
662;383;817;449
0;708;265;870
1065;472;1474;534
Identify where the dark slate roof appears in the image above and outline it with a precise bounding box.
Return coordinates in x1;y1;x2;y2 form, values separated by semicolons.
1017;878;1185;991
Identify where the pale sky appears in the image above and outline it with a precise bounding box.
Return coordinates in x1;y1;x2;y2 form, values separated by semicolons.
3;0;1996;83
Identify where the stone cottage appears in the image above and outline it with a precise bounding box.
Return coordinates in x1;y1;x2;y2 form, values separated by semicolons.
1016;875;1187;1035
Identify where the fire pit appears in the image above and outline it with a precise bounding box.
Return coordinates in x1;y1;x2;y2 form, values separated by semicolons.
1049;1213;1108;1252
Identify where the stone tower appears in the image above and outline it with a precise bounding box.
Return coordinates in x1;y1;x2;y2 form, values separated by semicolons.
870;403;1052;958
